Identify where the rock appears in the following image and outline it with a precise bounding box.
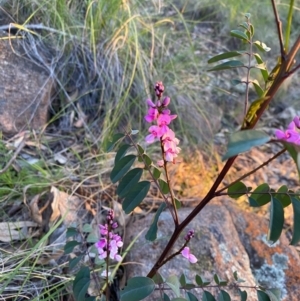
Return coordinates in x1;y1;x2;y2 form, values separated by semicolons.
124;200;300;300
0;31;54;134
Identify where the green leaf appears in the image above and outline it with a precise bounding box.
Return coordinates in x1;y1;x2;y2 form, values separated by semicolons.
152;272;164;285
250;183;271;206
252;80;264;97
137;144;145;155
120;277;155;301
228;181;248;199
179;273;187;286
165;275;180;297
290;197;300;245
274;185;291;207
171;299;188;301
117;168;143;198
64;241;80;254
231;79;244;86
249;24;254;38
158;179;170;194
283;142;300;178
230;30;249;41
73;266;90;301
175;198;181;209
222;130;270;161
164;293;171;301
69;255;83;270
239;22;249;30
266;289;281;301
153;166;161;180
233;271;238;281
239;290;247;301
207;51;242;64
244;13;251;19
268;196;284;242
254;41;271;52
202;291;216;301
213;274;220;285
103;133;125;152
82;224;93;233
145;203;166;241
143;154;152;168
195;275;210;286
207;60;244;72
66;227;78;238
86;232;98;243
115;144;132;164
257;290;271;301
186;292;198;301
122;181;150;214
110;155;136;183
254;53;269;82
218;290;231;301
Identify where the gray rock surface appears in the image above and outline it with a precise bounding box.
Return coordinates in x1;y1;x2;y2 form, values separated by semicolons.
0;31;53;134
124;200;300;300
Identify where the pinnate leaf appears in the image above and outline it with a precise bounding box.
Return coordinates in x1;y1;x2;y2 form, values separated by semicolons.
73;266;90;301
222;130;270;161
207;60;244;72
274;185;291;207
249;183;271;207
120;277;155;301
145;203;166;241
207;51;242;64
103;133;125;152
122;181;150;214
165;275;180;297
257;290;271;301
228;182;248;199
110;155;136;183
218;290;231;301
186;292;198;301
115;144;132;163
117;168;143;198
290;197;300;245
64;241;80;254
239;290;247;301
159;179;170;194
202;291;216;301
254;41;271;52
230;30;249;41
268;196;284;242
254;53;268;82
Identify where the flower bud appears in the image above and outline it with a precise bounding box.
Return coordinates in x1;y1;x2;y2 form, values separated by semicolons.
162;97;170;107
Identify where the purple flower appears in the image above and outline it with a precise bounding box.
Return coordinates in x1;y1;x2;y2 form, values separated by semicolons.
275;121;300;145
181;247;197;263
145;107;159;123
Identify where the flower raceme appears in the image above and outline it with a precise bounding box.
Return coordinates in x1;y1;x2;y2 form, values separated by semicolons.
95;210;123;262
145;82;181;163
275;116;300;145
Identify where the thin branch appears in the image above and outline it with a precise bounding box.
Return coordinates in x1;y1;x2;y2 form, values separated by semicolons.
271;0;286;59
215;148;287;195
286;63;300;76
0;139;26;174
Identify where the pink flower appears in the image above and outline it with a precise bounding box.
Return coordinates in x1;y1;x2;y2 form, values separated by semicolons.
162;97;170;107
293;116;300;128
157;160;164;167
146;99;156;107
275;121;300;145
145;125;163;143
145;107;159;123
181;247;197;263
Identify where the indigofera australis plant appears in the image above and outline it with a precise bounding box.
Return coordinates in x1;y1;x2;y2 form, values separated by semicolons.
69;1;300;301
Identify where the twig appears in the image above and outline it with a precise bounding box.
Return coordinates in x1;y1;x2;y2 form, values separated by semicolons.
0;139;25;174
215;148;287;195
271;0;286;59
286;63;300;76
